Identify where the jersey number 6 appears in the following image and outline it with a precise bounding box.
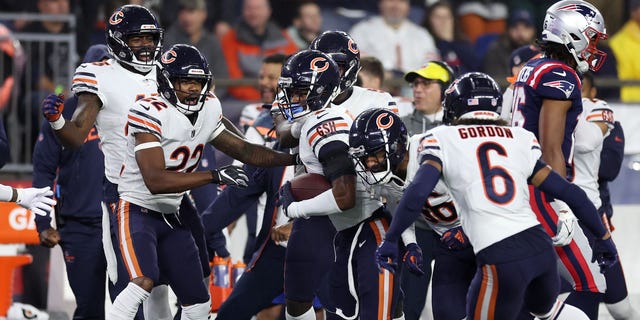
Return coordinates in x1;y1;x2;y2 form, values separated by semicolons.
477;142;515;205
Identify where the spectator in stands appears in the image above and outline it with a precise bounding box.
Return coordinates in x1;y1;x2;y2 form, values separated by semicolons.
501;44;540;122
32;45;110;319
482;9;536;83
422;1;478;73
0;117;8;168
22;0;76;95
356;56;385;90
164;0;229;98
221;0;298;101
286;0;323;50
350;0;439;75
400;61;453;136
0;23;24;112
610;0;640;102
456;0;508;44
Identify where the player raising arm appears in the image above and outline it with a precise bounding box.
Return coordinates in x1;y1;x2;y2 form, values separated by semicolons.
377;72;617;320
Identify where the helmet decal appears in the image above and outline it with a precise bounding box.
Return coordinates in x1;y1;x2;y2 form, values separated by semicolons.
310;57;329;72
161;50;177;64
376;112;394;130
109;11;124;25
347;39;359;54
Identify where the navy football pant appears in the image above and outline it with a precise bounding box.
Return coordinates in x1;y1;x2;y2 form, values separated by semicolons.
59;219;108;319
401;227;436;320
467;226;558;319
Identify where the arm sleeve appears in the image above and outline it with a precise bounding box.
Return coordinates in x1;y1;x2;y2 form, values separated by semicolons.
385;163;441;242
32;120;61;232
598;121;624;181
536;162;607;238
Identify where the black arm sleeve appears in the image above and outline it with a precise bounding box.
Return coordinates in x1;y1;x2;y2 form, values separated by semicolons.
317;140;355;182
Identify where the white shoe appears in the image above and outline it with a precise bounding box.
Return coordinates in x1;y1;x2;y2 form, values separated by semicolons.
6;303;49;320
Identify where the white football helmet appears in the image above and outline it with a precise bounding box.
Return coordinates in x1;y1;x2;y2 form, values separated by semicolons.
542;0;607;73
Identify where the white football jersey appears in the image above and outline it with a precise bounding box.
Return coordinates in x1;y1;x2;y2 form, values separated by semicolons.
419;125;542;252
71;59;158;184
118;94;225;213
331;86;398;119
573;98;613;209
299;107;383;231
405;134;460;235
238;103;264;129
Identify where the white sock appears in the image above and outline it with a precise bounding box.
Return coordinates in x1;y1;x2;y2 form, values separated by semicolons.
181;299;211;320
143;285;172;320
286;307;315;320
606;297;640;320
108;282;150;320
393;313;406;320
533;299;589;320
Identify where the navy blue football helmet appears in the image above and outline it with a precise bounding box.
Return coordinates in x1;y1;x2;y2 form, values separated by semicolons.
158;44;212;115
349;108;408;185
106;5;163;72
442;72;503;124
277;50;340;121
310;30;360;92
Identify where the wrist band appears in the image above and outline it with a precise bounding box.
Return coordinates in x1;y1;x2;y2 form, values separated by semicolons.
49;117;66;130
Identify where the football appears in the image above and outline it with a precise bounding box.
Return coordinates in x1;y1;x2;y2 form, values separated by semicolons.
289;173;332;200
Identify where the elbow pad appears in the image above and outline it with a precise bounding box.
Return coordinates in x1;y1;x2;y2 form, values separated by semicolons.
318;141;355;182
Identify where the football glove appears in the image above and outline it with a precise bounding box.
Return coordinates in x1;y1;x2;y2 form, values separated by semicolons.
592;236;618;273
42;94;65;122
403;243;424;276
276;181;297;218
550;200;578;247
440;226;470;250
376;240;399;274
212;165;248;188
16;187;56;217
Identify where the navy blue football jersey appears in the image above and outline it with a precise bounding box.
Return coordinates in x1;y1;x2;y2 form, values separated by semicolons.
510;57;582;178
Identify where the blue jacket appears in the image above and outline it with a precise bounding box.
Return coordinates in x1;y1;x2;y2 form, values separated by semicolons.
32;97;104;232
598;121;625;218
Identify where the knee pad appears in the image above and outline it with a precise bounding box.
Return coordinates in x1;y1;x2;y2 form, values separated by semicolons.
181;299;211;320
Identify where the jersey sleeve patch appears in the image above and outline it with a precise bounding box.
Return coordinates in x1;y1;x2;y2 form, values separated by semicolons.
306;118;350;153
417;133;443;165
71;71;99;94
530;64;581;100
127;108;163;139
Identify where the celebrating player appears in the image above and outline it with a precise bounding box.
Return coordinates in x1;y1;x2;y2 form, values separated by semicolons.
377;72;618;319
509;1;610;316
109;44;297;319
349;108;475;320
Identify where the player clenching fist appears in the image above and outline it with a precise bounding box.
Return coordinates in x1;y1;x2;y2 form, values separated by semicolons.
41;94;65;130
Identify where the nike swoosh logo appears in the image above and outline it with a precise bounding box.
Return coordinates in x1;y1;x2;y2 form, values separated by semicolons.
358;240;366;248
553;70;566;77
317;113;328;119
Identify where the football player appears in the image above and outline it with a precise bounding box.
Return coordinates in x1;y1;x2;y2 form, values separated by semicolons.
40;6;172;318
377;72;618;319
349;108;475;320
108;44;297;319
575;73;640;319
509;1;610;317
276;49;403;320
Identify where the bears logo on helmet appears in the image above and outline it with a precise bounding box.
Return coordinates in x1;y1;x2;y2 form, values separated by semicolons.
310;57;329;72
109;10;124;25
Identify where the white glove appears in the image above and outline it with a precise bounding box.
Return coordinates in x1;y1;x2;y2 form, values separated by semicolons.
550;200;578;247
16;187;57;216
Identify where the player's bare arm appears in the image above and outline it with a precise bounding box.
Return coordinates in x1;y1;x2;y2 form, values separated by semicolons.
221;116;245;138
539;99;571;177
211;129;296;167
134;132;214;194
55;93;101;148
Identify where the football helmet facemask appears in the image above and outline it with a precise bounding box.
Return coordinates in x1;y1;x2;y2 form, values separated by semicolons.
106;5;164;72
158;44;212;115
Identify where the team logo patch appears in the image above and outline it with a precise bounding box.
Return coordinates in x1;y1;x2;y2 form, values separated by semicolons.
557;4;599;24
376;112;394;129
161;50;177;64
310;57;329;72
109;10;124;25
542;80;575;99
